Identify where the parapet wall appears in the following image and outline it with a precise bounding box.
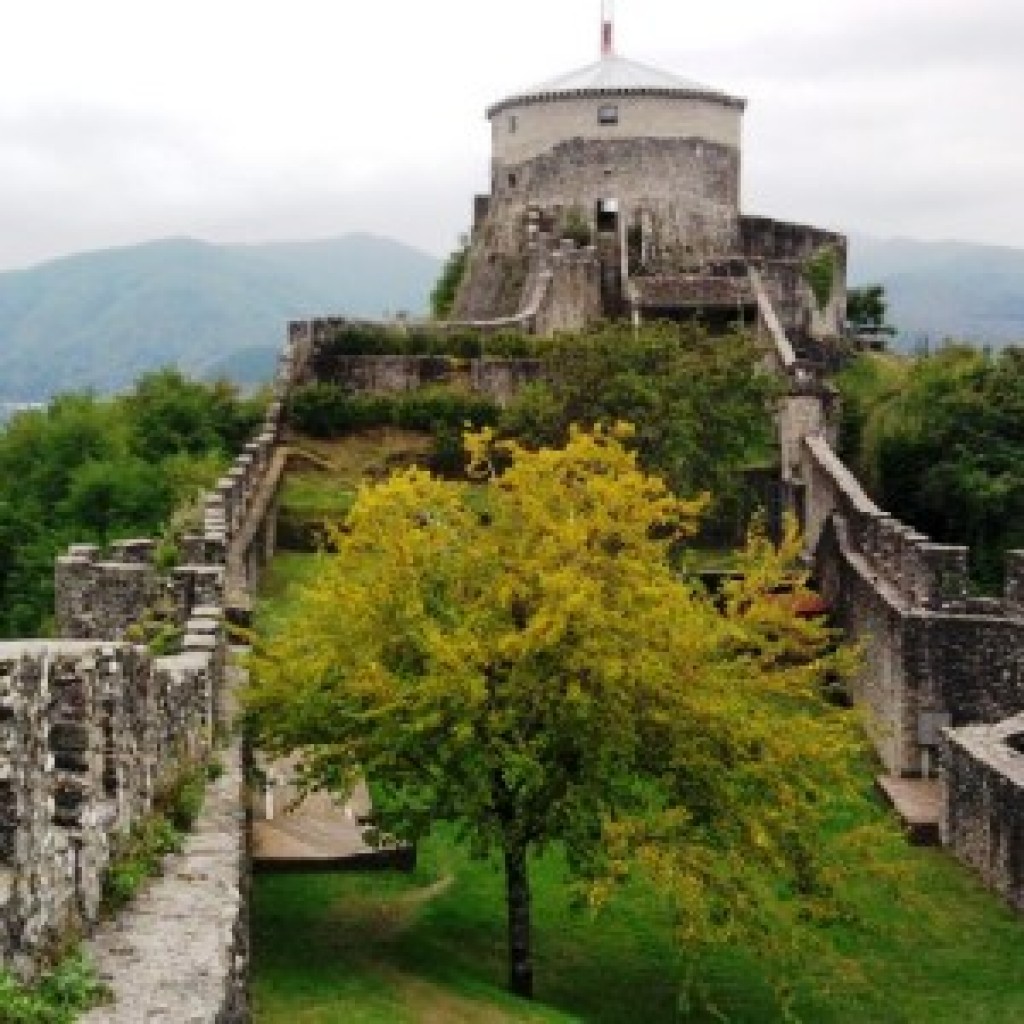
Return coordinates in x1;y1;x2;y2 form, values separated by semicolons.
941;716;1024;910
0;635;220;975
300;318;547;406
764;283;1024;901
1;316;307;1004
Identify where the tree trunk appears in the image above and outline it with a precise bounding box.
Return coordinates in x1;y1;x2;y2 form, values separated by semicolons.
503;836;534;999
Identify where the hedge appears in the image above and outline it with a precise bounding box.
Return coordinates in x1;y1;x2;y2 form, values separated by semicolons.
288;383;501;439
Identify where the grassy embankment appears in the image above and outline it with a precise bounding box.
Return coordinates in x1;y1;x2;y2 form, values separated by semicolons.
251;430;1024;1024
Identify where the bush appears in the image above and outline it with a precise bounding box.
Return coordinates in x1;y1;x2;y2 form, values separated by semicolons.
314;324;538;360
288;385;500;439
103;815;183;914
429;424;468;477
102;761;208;914
0;953;108;1024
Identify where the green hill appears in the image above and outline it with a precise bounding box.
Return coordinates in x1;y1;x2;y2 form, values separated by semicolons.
0;234;439;399
849;235;1024;348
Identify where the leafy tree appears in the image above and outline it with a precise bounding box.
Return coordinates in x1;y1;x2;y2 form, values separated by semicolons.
500;322;780;542
126;368;263;462
246;427;864;1000
846;284;895;336
0;373;263;637
837;346;1024;587
59;458;169;546
430;237;470;318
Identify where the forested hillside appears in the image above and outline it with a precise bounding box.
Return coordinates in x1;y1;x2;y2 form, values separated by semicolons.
0;234;438;400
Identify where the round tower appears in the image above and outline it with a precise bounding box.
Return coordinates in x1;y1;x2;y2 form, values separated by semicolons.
483;14;746;265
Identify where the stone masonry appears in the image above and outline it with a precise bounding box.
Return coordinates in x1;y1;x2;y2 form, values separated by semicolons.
761;277;1024;908
0;315;308;1020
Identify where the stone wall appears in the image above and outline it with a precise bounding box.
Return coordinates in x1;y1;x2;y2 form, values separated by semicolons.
783;391;1024;777
487;136;742;269
300;315;564;406
304;349;545;407
0;316;307;1000
80;664;250;1024
941;716;1024;910
0;636;221;975
765;282;1024;796
743;216;848;341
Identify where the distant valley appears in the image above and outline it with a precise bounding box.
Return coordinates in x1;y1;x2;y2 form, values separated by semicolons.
0;234;439;401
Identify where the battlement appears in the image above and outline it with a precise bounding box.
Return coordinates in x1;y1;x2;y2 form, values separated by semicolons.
0;314;306;986
0;637;220;974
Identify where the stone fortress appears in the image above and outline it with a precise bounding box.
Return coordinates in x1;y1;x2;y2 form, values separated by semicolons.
453;1;846;350
2;6;1024;1021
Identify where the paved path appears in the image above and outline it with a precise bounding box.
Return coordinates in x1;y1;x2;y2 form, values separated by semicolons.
877;775;942;845
81;740;247;1023
252;781;376;863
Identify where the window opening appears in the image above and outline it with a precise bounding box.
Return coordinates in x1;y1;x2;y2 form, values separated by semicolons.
596;198;619;233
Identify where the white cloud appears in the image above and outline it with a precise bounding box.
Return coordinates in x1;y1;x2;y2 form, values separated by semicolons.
0;0;1021;268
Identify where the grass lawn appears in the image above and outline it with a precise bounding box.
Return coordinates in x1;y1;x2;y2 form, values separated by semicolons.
252;832;683;1024
251;819;1024;1024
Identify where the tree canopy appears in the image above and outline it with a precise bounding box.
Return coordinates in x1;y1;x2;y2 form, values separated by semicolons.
246;426;866;1000
838;346;1024;587
430;237;470;318
500;322;780;543
846;284;894;336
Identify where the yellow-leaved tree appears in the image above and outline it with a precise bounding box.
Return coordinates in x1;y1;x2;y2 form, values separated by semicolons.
246;425;864;1000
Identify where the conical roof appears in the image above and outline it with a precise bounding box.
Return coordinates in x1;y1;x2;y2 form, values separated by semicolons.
487;54;744;118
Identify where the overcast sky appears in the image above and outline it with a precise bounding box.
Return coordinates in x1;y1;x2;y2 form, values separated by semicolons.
0;0;1021;270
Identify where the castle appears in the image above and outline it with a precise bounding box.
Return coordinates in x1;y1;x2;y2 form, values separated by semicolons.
1;10;1024;1020
453;6;846;350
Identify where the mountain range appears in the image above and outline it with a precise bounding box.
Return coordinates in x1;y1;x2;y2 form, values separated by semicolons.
0;234;439;400
848;235;1024;349
1;231;1022;401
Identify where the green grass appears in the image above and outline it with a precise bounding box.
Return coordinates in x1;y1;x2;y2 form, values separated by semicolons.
251;820;1024;1024
280;474;358;516
252;831;682;1024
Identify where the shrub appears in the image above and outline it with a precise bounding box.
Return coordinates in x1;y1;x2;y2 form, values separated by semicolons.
803;248;836;311
430;240;471;319
101;761;208;915
288;384;500;439
0;953;108;1024
561;204;593;247
315;324;537;359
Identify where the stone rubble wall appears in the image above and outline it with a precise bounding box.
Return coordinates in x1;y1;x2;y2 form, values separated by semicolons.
940;716;1024;910
0;322;308;1013
79;663;250;1024
763;284;1024;905
744;217;848;343
0;637;220;976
